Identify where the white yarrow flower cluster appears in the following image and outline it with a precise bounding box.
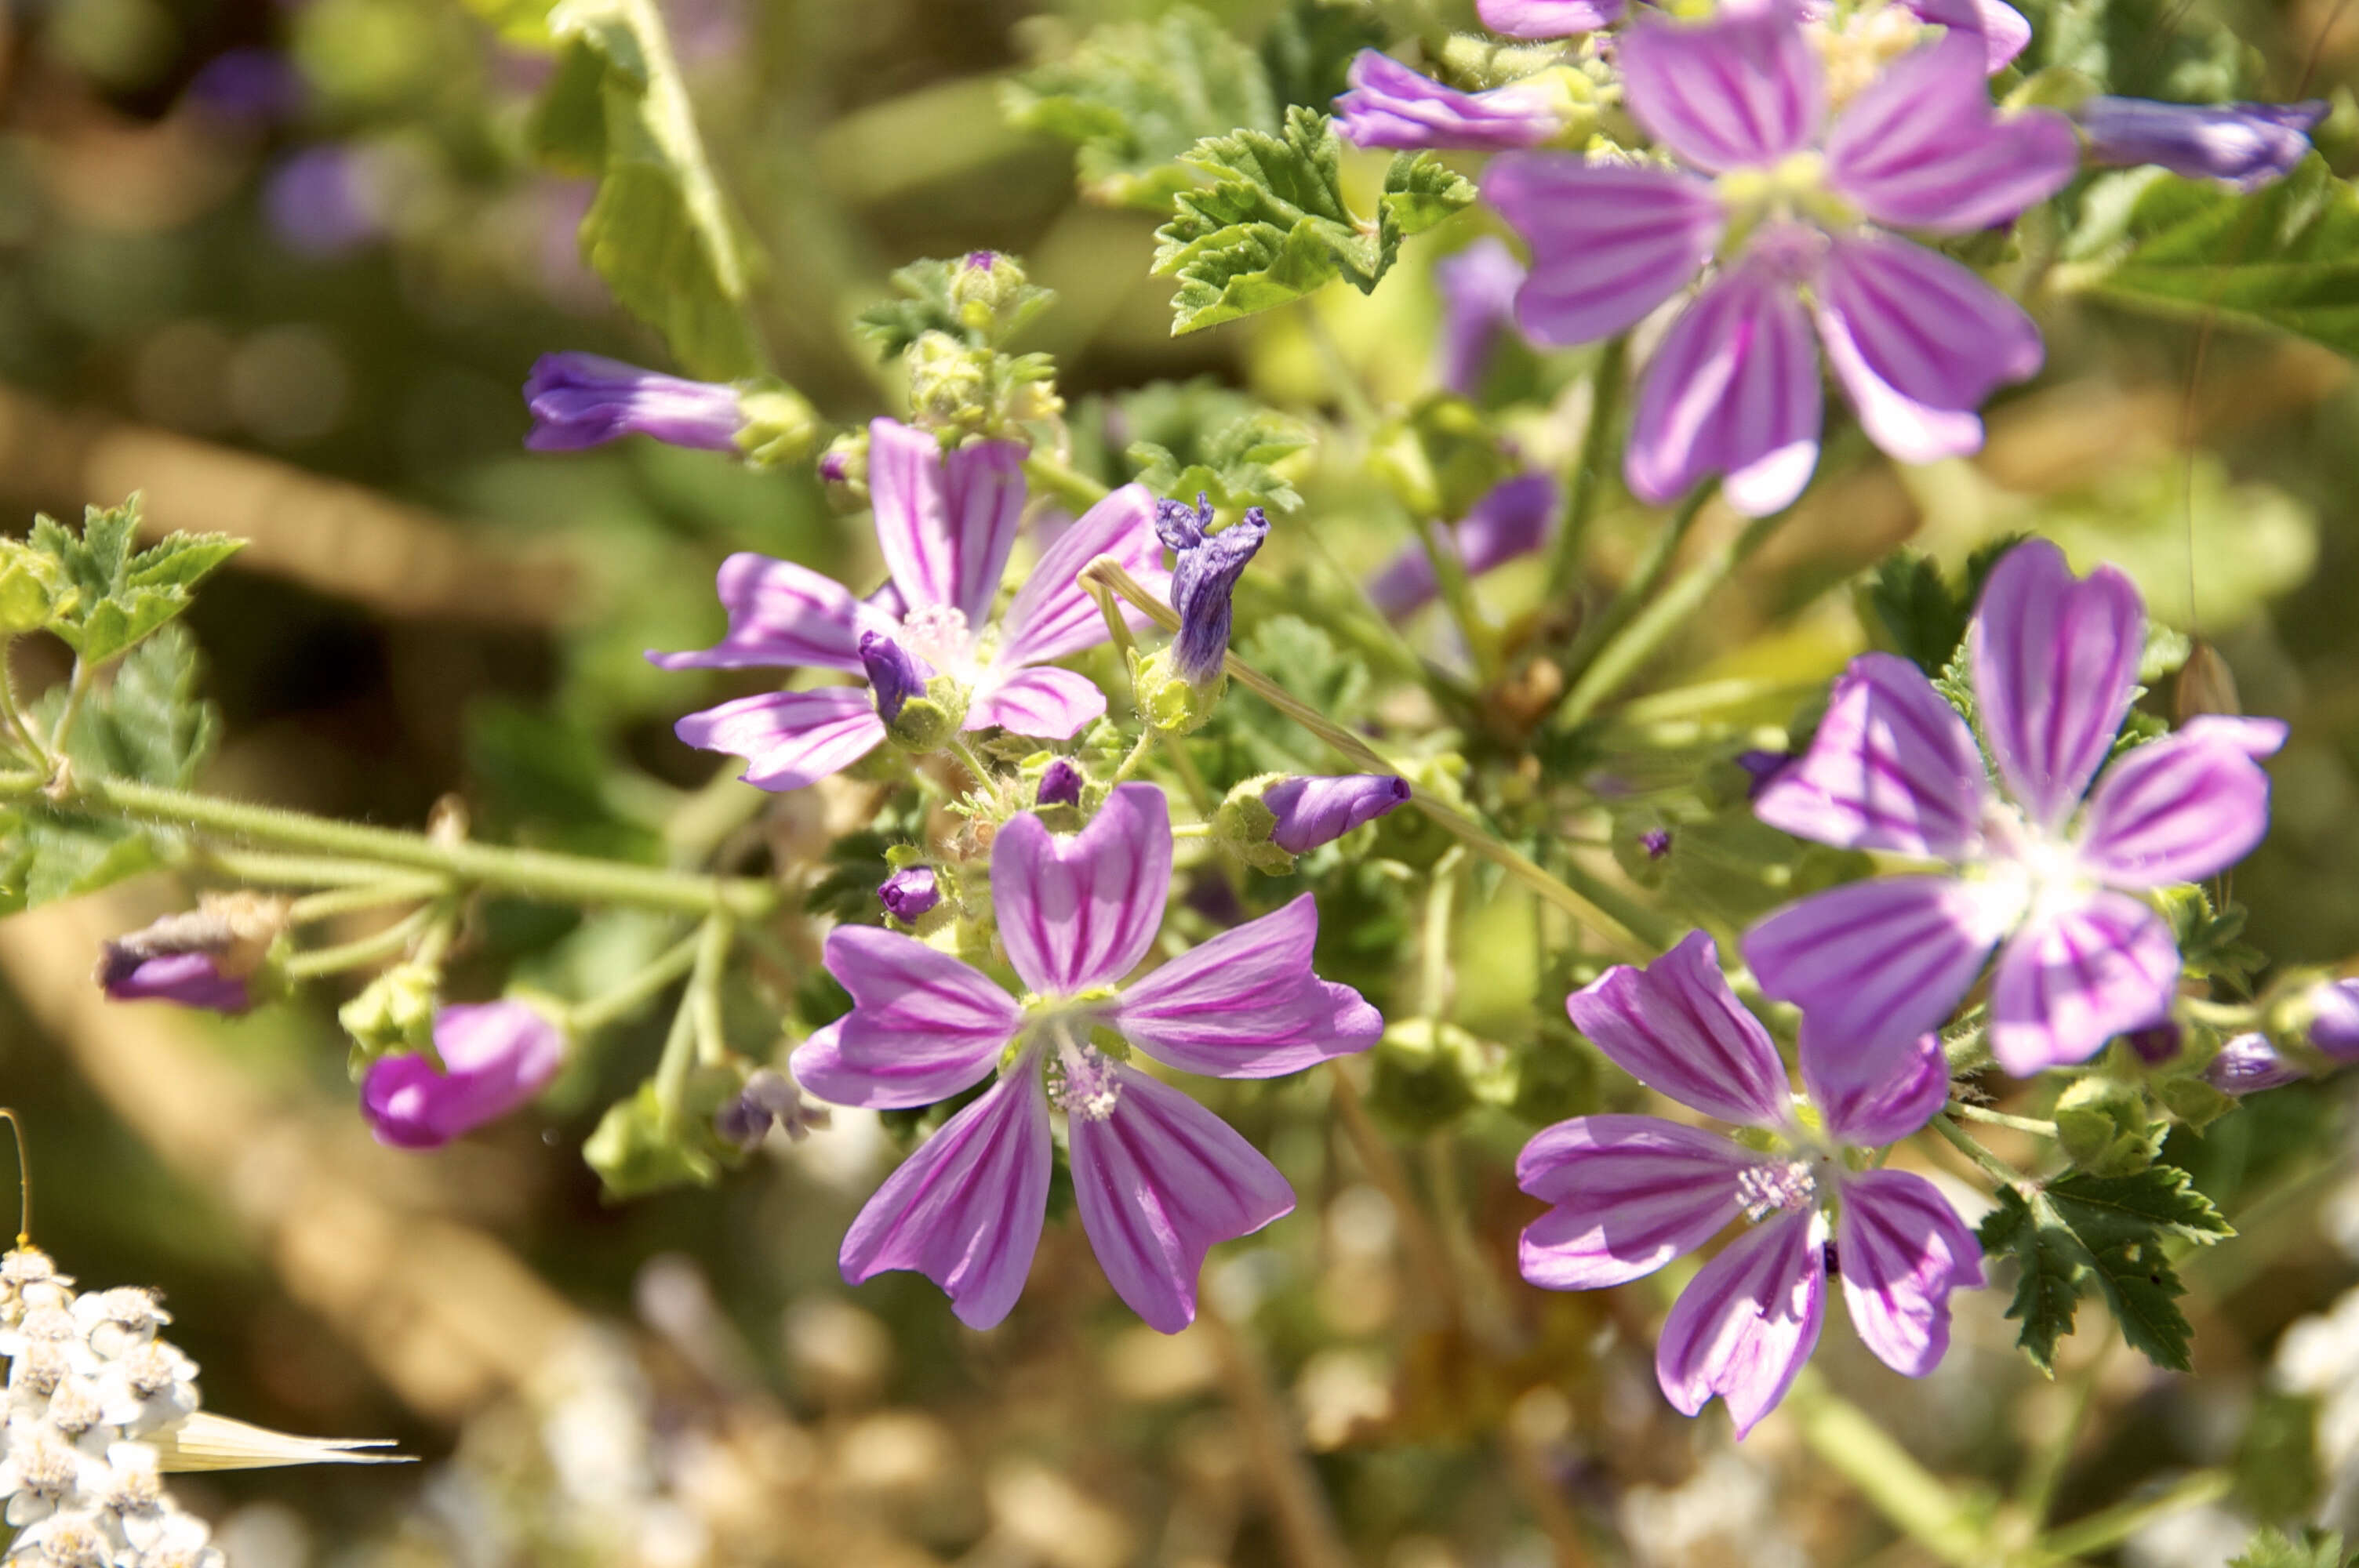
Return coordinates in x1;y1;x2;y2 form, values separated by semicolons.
0;1248;223;1568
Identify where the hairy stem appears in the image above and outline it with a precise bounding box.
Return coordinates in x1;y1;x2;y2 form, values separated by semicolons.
2034;1469;2231;1562
1021;452;1111;510
286;876;453;924
1545;337;1628;602
1785;1370;1991;1568
283;905;438;978
1929;1113;2032;1192
1556;485;1710;698
568;930;701;1034
1950;1102;2062;1139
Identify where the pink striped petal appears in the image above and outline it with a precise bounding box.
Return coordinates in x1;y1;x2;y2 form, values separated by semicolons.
867;418;1027;623
1834;1168;1984;1377
1113;894;1383;1078
1987;891;2179;1074
965;666;1107;740
995;483;1172;668
2077;717;2284;888
1516;1116;1752;1289
1968;539;2146;832
1905;0;2031;70
1815;234;2045;465
1567;930;1791;1127
1744;876;2009;1058
992;782;1172;995
1656;1210;1826;1438
1483;157;1723;347
1478;0;1622;35
647;554;888;673
791;926;1020;1109
1826;33;2077;232
1067;1065;1296;1333
839;1069;1052;1330
1626;252;1823;516
1807;1030;1950;1149
674;687;885;793
1618;5;1826;173
1754;651;1991;860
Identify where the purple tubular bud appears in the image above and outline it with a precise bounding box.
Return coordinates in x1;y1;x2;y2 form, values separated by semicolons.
2307;978;2359;1062
361;1001;566;1150
714;1069;829;1150
2124;1019;2183;1066
97;950;252;1014
879;866;941;922
1263;775;1413;855
860;631;925;724
186;48;305;124
1640;828;1673;859
2203;1033;2302;1096
1037;757;1085;808
522;352;744;453
1158;495;1268;685
2077;96;2328;191
1434;238;1528;399
1334;50;1565;153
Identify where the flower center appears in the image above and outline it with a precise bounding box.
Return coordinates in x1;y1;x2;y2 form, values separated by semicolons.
1735;1159;1820;1221
1049;1037;1123;1122
900;604;977;677
1974;804;2097;930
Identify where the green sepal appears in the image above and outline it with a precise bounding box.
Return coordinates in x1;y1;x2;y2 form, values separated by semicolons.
583;1064;755;1200
340;962;442;1075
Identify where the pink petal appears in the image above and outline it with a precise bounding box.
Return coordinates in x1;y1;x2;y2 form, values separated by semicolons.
1744;876;2009;1058
1656;1210;1826;1438
1569;930;1793;1126
789;926;1020;1109
1482;157;1723;347
1113;894;1383;1078
1617;4;1826;173
991;782;1172;995
1626;252;1823;517
2077;718;2284;888
1968;539;2146;832
1987;891;2180;1074
839;1070;1052;1330
1826;33;2077;233
995;483;1172;667
646;554;887;673
867;417;1027;624
1516;1115;1753;1289
1815;234;2045;465
1805;1030;1950;1149
1067;1065;1296;1334
1754;650;1992;860
1904;0;2031;70
1478;0;1623;35
965;666;1107;740
1834;1168;1984;1377
674;687;885;793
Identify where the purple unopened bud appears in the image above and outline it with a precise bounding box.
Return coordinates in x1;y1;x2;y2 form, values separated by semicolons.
96;895;286;1015
714;1069;830;1150
963;250;998;273
879;866;941;922
2203;1033;2302;1095
1263;775;1412;854
1335;50;1567;152
2124;1019;2183;1065
361;1000;566;1150
2077;96;2328;191
2307;978;2359;1062
819;449;849;482
1037;757;1085;808
1157;494;1268;685
522;352;744;453
1639;828;1673;860
1434;238;1528;400
1734;750;1795;799
99;952;252;1014
860;631;925;724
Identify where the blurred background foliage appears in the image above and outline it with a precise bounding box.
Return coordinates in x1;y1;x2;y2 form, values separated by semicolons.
7;0;2359;1563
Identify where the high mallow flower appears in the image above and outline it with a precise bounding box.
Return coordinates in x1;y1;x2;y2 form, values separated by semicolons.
652;419;1170;790
1743;539;2284;1076
791;784;1383;1332
1156;495;1268;687
1483;2;2075;514
362;1001;567;1150
1520;931;1982;1436
1478;0;2032;74
1335;51;1574;153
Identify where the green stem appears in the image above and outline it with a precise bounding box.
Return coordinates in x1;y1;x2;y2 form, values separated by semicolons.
1107;728;1159;787
651;967;703;1132
947;735;997;793
1405;510;1496;684
1784;1370;1991;1568
1022;452;1111;510
1420;848;1464;1019
0;771;777;920
2035;1470;2232;1561
1545;337;1627;603
45;658;94;759
689;913;734;1067
1949;1102;2061;1139
286;876;452;924
284;906;438;978
1159;725;1219;820
1929;1113;2031;1192
0;643;49;771
1557;485;1708;692
567;930;701;1034
186;848;437;889
2015;1334;2113;1532
1556;503;1798;729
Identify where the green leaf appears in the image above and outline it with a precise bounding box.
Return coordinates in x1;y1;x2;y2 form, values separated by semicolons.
531;0;761;379
1864;549;1968;675
852;256;1059;361
29;499;242;667
1258;0;1387;112
2019;0;2242;100
2048;1163;2234;1247
2065;159;2359;361
1976;1188;2085;1375
2230;1527;2349;1568
1153;107;1473;333
1118;377;1313;513
1003;5;1279;211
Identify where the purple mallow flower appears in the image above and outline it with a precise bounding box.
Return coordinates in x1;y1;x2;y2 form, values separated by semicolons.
1478;0;1622;35
1336;51;1570;152
1264;775;1413;855
1157;495;1268;686
1434;238;1528;400
2203;1033;2300;1096
878;866;941;922
1368;473;1558;618
1481;0;2030;70
2077;97;2327;191
1743;540;2284;1076
791;784;1383;1332
1521;932;1981;1437
1484;3;2075;515
362;1001;566;1150
651;419;1172;791
1037;757;1085;808
524;353;744;454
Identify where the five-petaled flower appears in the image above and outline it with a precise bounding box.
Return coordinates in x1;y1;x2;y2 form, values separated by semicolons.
1483;0;2075;514
1743;539;2284;1076
791;783;1383;1332
1521;931;1983;1436
652;419;1170;790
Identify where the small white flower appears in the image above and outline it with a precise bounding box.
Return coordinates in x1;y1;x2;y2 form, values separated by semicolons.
0;1305;81;1366
0;1420;105;1528
124;1508;222;1568
92;1345;198;1439
8;1343;71;1416
0;1250;75;1333
3;1506;117;1567
100;1443;169;1552
71;1291;166;1362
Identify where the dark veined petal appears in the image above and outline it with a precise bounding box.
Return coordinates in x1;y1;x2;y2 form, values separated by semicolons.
1482;157;1723;347
867;417;1027;625
1825;32;2077;233
673;687;887;793
1617;2;1826;174
1754;650;1990;861
1567;930;1792;1127
994;483;1170;668
2076;716;2284;888
1834;1168;1984;1375
1987;890;2180;1075
1114;894;1383;1078
992;782;1172;995
1656;1210;1827;1438
646;554;889;674
1516;1115;1753;1289
791;925;1019;1109
1744;875;2012;1061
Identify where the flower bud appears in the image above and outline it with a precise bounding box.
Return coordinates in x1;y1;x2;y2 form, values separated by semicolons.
735;381;821;470
2053;1078;2158;1176
360;1000;566;1149
2305;977;2359;1062
522;353;746;452
948;250;1030;335
1036;757;1085;808
860;632;925;724
2077;96;2327;191
907;332;994;433
339;961;441;1069
714;1068;830;1151
878;866;941;922
1156;494;1267;688
1261;775;1412;855
818;430;871;502
97;894;289;1015
0;542;69;636
2201;1033;2302;1095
